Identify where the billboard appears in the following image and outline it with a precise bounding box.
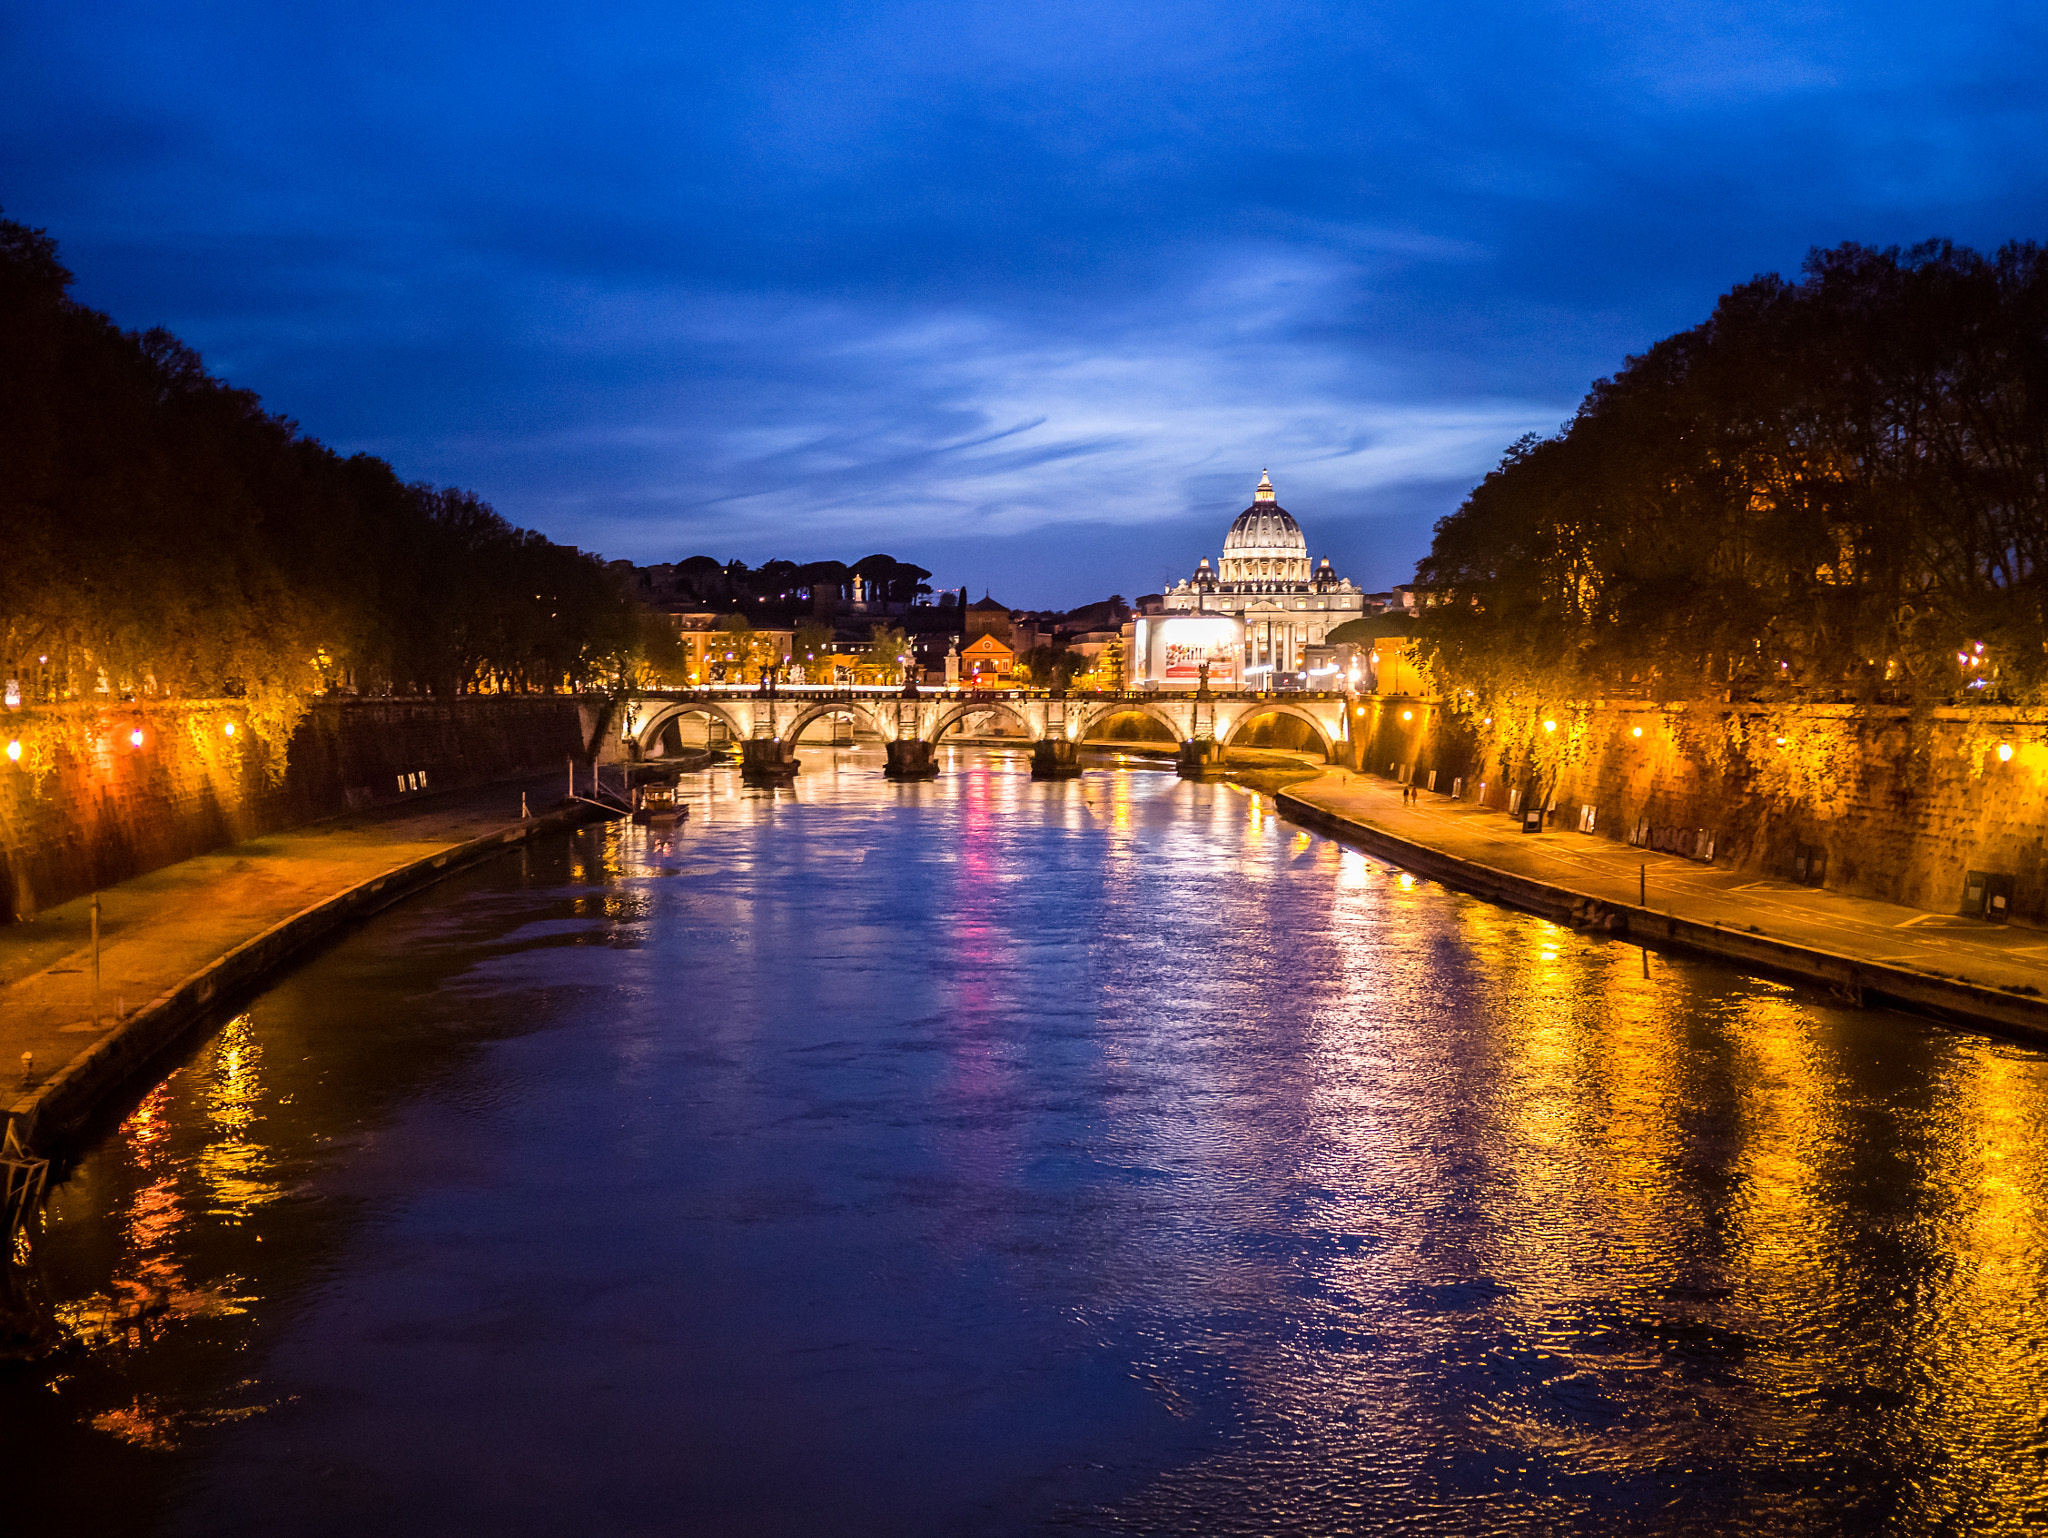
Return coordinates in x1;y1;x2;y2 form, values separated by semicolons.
1140;615;1242;690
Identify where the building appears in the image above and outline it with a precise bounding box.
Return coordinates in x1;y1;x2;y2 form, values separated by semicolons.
1321;612;1419;693
965;595;1015;646
1151;471;1367;687
961;633;1018;686
678;622;795;685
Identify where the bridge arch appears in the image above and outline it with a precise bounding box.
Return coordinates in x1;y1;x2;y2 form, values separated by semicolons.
1073;701;1188;745
923;699;1037;745
1222;703;1334;759
637;700;748;757
783;700;890;744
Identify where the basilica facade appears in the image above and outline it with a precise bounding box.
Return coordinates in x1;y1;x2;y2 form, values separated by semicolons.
1159;471;1365;683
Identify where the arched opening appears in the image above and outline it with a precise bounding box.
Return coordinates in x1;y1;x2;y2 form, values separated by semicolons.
1226;710;1329;759
792;708;873;746
644;707;740;756
1084;710;1179;745
931;704;1034;744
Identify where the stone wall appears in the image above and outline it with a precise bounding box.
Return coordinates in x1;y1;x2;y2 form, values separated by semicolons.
0;696;593;919
1343;694;2048;923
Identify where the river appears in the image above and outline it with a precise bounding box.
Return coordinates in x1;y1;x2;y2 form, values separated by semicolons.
4;748;2046;1535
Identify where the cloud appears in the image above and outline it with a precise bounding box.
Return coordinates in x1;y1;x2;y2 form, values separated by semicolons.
422;242;1562;579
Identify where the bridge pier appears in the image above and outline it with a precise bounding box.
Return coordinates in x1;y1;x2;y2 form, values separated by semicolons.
884;740;939;780
1176;739;1227;779
1030;737;1082;780
740;736;800;784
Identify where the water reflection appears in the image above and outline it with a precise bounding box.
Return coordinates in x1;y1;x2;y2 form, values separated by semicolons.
43;1018;277;1456
3;752;2046;1535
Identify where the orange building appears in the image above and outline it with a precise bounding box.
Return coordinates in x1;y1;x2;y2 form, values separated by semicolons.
961;633;1018;686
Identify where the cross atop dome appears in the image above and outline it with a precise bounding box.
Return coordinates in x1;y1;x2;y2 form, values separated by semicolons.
1254;470;1275;504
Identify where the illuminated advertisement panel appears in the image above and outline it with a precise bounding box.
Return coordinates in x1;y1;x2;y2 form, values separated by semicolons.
1143;615;1242;690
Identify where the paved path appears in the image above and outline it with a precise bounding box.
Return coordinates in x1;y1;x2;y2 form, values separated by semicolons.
1;772;577;1102
1289;771;2048;997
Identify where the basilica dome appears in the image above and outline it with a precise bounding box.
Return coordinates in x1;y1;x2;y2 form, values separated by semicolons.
1219;471;1308;582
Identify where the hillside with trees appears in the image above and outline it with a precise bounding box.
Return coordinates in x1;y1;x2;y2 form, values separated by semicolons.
0;215;650;730
1415;240;2048;713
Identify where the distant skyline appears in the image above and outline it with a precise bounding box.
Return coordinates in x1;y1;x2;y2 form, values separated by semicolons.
7;2;2047;607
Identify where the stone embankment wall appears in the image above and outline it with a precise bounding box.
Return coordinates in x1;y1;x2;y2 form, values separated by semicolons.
1344;694;2048;922
0;696;595;919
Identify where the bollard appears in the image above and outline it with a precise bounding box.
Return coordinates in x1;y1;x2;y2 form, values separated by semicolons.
1639;864;1646;907
19;1050;32;1086
522;791;531;820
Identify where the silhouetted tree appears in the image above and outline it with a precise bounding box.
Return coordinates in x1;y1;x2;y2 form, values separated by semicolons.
0;213;647;713
1415;239;2048;711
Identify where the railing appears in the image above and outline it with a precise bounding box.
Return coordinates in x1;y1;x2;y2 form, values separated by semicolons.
632;686;1355;704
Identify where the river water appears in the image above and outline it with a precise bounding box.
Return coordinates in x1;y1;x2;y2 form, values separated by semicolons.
4;748;2046;1535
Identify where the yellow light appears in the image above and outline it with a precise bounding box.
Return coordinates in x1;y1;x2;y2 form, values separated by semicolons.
5;740;17;762
224;721;236;737
1631;726;1643;738
130;728;144;747
1774;736;1786;746
1401;709;1412;721
1999;742;2014;762
1543;719;1556;732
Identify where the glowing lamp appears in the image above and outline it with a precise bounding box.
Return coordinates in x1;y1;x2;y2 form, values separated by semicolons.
1401;710;1413;721
224;721;236;737
130;729;145;747
1543;719;1556;733
1999;742;2014;762
5;740;18;762
1774;736;1786;746
1631;726;1643;738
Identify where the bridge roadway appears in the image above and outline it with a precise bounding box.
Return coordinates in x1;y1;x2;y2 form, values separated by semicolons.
620;686;1354;770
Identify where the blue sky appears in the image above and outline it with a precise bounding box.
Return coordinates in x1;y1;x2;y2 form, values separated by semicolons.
7;2;2046;605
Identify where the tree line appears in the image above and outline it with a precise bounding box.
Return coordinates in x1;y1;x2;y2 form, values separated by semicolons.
1415;239;2048;711
625;554;935;620
1;215;648;715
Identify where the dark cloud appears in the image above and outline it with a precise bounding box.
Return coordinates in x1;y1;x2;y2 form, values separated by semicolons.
6;1;2046;603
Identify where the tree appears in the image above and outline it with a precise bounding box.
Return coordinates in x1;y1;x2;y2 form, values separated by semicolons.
0;213;654;720
792;621;834;683
1415;238;2048;715
1020;645;1079;688
864;622;908;685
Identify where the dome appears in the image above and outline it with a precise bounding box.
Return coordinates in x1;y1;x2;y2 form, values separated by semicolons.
1222;472;1305;556
1223;507;1306;554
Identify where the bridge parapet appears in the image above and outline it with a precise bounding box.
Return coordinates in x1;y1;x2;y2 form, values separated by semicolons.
622;687;1359;768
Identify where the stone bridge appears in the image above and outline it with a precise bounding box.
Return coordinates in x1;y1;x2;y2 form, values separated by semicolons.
618;687;1356;780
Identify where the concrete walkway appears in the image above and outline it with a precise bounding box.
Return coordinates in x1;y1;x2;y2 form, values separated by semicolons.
1288;771;2048;999
1;771;581;1112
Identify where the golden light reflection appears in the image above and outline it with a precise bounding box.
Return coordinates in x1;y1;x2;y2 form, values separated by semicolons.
1895;1043;2048;1520
199;1014;282;1218
1723;991;1844;1361
52;1013;269;1404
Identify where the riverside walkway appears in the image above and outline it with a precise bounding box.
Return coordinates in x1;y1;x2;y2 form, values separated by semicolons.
1285;770;2048;1036
2;771;595;1152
